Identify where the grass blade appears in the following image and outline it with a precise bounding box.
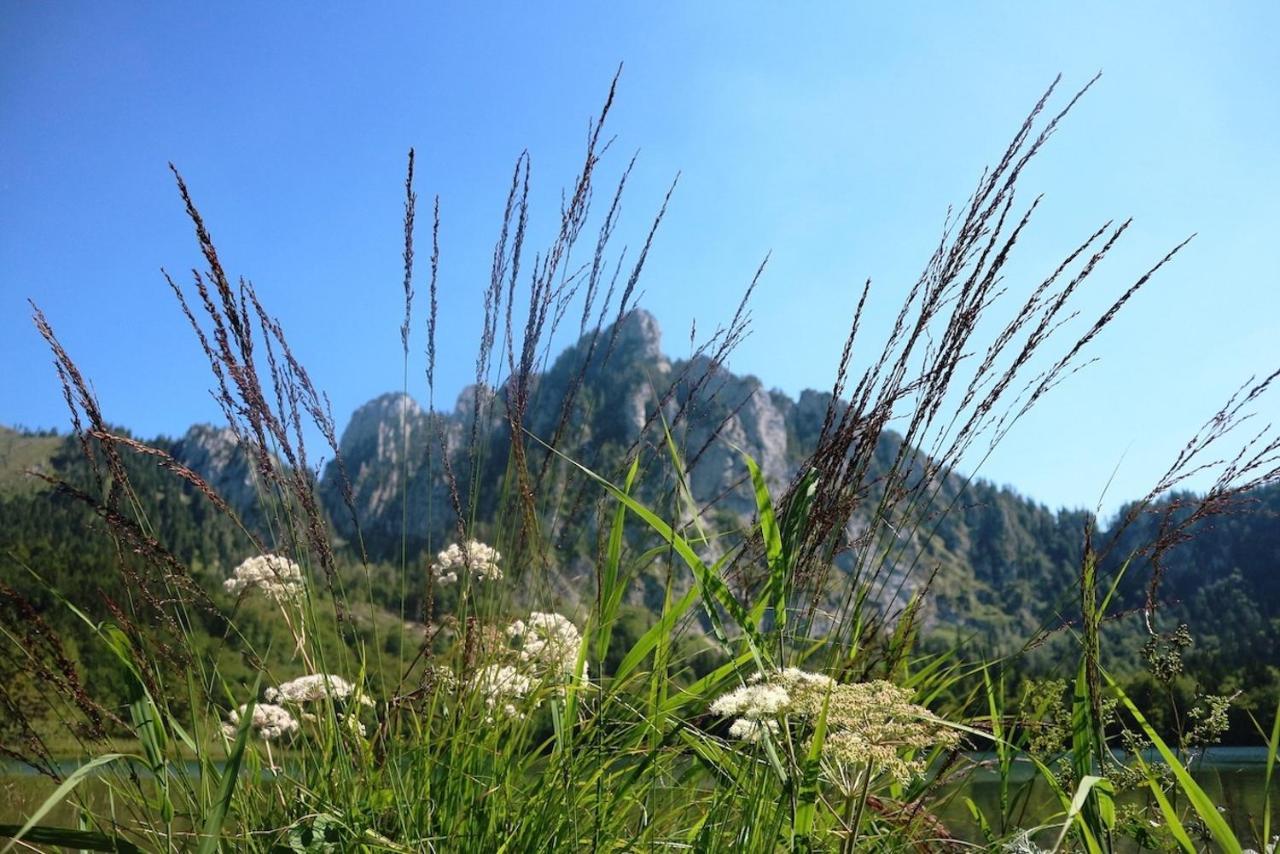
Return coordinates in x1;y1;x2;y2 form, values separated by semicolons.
198;690;257;854
0;824;141;853
1;753;131;854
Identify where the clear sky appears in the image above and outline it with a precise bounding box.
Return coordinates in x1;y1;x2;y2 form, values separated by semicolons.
2;2;1277;519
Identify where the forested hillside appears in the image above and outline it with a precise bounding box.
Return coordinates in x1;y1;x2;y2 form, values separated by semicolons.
2;312;1278;741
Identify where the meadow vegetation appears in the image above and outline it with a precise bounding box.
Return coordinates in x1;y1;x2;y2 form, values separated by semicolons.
2;73;1278;852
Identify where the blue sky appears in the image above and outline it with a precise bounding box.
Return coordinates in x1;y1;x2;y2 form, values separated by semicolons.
2;3;1277;518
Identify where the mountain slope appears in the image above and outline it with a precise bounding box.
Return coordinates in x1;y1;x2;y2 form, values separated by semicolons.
2;308;1277;736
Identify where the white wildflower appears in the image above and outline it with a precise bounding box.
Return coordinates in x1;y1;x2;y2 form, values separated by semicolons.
426;665;458;692
710;683;792;719
435;540;502;582
221;702;298;741
471;663;533;720
712;669;959;785
508;611;587;680
728;717;779;743
777;667;835;691
268;673;370;705
223;554;304;603
342;714;368;738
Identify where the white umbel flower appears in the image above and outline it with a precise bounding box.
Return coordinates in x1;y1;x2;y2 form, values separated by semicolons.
471;664;533;720
776;667;835;691
507;612;587;679
712;668;960;784
435;540;502;582
1003;830;1051;854
710;683;792;719
224;554;304;603
222;702;298;740
266;673;371;706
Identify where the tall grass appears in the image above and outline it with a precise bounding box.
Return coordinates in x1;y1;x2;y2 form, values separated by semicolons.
3;72;1278;852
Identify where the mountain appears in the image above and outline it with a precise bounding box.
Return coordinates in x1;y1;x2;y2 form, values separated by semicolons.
289;311;1085;639
175;309;1269;668
2;308;1277;736
314;311;858;553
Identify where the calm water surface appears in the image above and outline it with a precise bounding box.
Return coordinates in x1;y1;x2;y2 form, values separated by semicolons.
938;747;1276;850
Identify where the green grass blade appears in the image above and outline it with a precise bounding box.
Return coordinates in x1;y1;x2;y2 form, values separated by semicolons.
962;798;995;846
1070;651;1110;849
198;690;258;854
0;824;141;853
613;583;700;684
1264;694;1280;845
539;440;767;668
596;456;640;664
793;688;831;838
659;650;756;716
1144;774;1198;854
742;450;784;636
1;753;131;854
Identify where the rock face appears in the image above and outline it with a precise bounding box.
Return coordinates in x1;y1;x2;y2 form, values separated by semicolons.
172;424;261;512
314;309;821;555
339;392;429;522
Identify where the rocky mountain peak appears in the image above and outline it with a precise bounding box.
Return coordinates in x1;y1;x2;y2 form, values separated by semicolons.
610;308;665;363
351;392;424;425
341;392;426;455
173;424;259;509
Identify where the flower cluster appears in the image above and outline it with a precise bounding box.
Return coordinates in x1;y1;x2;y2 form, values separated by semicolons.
470;663;534;721
507;611;586;680
710;681;795;718
222;702;298;740
711;668;959;784
266;673;371;706
456;612;587;722
435;540;502;584
223;554;304;603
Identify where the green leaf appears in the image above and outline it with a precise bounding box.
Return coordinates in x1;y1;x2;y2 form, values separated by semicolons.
962;798;995;845
1264;693;1280;845
596;456;640;664
612;583;700;686
659;650;757;716
536;434;768;670
1066;775;1113;826
778;468;818;567
1143;775;1198;854
0;823;141;853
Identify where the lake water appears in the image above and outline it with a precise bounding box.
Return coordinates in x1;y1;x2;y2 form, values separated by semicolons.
937;747;1276;850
